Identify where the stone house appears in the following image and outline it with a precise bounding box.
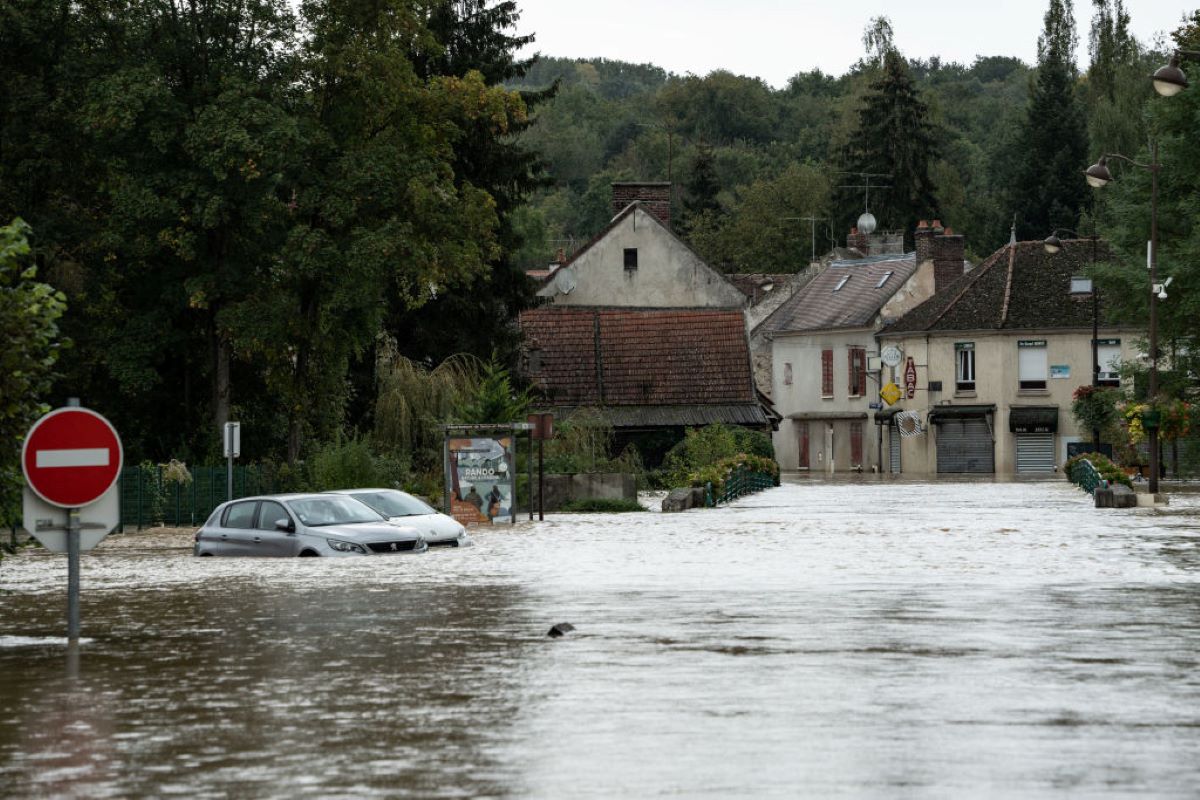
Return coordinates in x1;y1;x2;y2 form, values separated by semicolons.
876;237;1141;475
761;221;967;473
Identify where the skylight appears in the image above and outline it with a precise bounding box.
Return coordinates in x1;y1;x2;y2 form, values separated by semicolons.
833;275;851;292
876;271;894;289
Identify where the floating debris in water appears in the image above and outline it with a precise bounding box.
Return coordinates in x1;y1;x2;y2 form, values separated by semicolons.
547;623;575;638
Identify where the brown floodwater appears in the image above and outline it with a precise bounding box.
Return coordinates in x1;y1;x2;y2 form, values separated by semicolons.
2;479;1199;798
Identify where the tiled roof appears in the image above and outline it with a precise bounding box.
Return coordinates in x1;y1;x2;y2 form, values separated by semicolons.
760;253;917;334
883;239;1114;334
519;307;757;408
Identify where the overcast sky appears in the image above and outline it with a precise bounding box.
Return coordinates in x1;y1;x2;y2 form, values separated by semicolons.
513;1;1193;87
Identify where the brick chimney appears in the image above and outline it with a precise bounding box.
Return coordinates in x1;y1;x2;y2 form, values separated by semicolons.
914;219;934;264
846;226;869;252
933;226;966;293
612;182;671;229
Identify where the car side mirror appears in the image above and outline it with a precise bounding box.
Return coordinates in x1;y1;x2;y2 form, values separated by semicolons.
275;518;295;533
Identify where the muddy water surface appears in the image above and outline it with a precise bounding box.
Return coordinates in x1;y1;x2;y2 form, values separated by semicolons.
2;480;1199;798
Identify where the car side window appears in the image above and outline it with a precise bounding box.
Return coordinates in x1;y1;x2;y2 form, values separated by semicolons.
223;501;258;529
257;501;289;531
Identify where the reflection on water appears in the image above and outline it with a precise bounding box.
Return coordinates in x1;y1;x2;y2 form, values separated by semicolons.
2;481;1199;798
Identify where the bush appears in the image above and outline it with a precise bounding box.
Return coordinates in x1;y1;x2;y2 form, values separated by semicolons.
307;435;396;491
686;452;780;494
661;424;775;487
1064;451;1133;489
558;498;646;513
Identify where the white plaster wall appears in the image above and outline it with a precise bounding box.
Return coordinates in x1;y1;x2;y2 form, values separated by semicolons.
771;328;879;472
878;328;1142;475
537;207;746;308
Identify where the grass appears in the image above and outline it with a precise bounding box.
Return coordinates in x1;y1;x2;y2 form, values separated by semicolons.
558;498;646;513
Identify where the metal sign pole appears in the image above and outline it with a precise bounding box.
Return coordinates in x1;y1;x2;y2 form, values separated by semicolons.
66;507;81;642
538;438;545;522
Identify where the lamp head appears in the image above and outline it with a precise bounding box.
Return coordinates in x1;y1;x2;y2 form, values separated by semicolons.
1043;233;1063;254
1084;156;1113;188
1152;54;1189;97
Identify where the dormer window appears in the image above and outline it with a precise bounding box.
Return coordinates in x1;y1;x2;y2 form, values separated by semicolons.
833;275;851;292
876;271;894;288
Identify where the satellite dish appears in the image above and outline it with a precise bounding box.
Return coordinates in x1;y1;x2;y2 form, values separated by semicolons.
857;212;877;235
554;267;577;295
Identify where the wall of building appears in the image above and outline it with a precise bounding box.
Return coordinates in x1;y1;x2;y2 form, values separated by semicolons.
537;207;746;308
771;328;880;472
877;328;1142;474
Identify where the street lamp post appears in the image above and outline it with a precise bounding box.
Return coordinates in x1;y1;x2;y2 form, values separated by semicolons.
1043;229;1100;450
1084;146;1162;493
1078;48;1199;495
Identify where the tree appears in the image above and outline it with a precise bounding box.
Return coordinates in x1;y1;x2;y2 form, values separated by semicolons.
1008;0;1090;240
681;143;721;227
0;219;67;521
1085;0;1146;159
839;48;940;246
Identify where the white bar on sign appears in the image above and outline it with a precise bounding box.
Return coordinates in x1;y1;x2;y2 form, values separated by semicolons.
36;448;110;468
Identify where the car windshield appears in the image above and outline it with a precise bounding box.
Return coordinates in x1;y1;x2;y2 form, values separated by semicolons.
286;497;384;527
350;490;436;517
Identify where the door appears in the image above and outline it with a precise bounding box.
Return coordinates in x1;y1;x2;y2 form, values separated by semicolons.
214;500;259;555
1015;433;1056;473
936;418;994;473
889;424;901;474
824;424;835;474
798;422;809;470
252;500;299;556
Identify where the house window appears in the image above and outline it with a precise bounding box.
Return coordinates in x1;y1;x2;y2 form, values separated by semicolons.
833;275;851;292
783;362;793;386
1096;339;1121;386
955;342;975;392
1018;340;1048;390
847;347;866;396
821;349;834;397
623;248;638;271
850;422;863;466
876;271;894;289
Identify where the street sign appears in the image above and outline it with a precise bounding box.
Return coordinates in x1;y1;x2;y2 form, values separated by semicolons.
868;401;883;410
23;484;119;552
880;382;902;406
223;422;241;458
22;407;123;508
881;345;903;368
904;357;918;400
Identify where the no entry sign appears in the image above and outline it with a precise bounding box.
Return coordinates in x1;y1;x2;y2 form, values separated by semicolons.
21;407;123;508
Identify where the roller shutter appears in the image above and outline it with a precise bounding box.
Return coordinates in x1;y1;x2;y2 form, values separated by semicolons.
936;418;993;473
1015;433;1056;473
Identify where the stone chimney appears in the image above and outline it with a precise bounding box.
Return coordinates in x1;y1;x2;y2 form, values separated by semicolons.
914;219;935;264
933;226;966;293
846;226;869;252
612;182;671;229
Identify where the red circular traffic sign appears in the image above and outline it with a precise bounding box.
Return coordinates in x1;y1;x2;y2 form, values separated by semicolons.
21;407;123;508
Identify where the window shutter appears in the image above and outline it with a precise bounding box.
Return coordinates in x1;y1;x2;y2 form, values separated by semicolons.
821;350;833;397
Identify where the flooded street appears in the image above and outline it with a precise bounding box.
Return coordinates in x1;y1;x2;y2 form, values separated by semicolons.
2;479;1200;798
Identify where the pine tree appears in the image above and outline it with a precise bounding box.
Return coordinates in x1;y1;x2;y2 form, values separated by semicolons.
1009;0;1090;240
840;48;940;247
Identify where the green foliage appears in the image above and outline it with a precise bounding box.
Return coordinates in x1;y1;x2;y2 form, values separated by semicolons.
306;435;398;492
543;407;615;473
558;497;645;513
686;453;781;494
660;424;775;487
374;347;482;472
1009;0;1090;240
1070;385;1123;437
0;219;67;525
456;356;532;424
1064;451;1133;488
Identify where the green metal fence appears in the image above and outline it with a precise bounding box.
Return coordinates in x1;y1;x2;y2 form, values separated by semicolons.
118;465;275;531
1068;458;1102;495
706;468;779;507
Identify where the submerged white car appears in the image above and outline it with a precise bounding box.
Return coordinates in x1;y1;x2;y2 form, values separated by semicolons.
333;489;472;547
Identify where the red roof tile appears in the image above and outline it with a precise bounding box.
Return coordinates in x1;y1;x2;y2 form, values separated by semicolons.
519;308;755;407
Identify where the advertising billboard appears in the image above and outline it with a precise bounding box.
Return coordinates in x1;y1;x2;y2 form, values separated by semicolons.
445;436;515;526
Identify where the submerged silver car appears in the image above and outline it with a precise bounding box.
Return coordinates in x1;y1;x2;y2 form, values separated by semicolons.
193;493;427;557
332;488;471;547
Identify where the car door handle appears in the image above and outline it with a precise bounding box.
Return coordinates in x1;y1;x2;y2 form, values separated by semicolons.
220;534;229;540
253;536;262;543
